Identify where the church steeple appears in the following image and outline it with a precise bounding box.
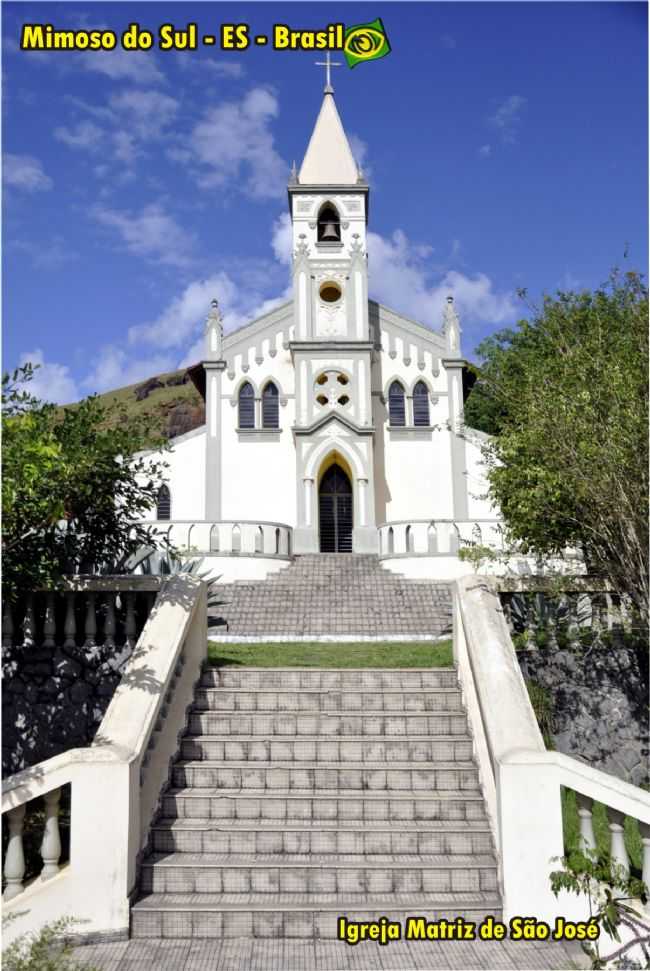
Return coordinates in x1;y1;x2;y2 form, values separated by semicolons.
298;91;360;186
288;87;370;345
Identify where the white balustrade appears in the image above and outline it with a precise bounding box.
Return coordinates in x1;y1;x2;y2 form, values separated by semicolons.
576;793;597;853
40;787;62;880
378;519;503;557
137;520;293;560
2;573;207;945
4;803;26;900
455;575;650;935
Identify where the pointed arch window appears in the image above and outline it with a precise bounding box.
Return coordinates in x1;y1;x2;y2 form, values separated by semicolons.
413;381;430;426
238;382;255;429
388;381;406;427
262;381;279;428
317;204;341;243
156;484;171;521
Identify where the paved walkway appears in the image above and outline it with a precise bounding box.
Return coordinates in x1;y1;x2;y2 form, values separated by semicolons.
74;937;583;970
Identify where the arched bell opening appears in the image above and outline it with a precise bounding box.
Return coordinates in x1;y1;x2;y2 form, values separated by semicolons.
318;459;353;553
317;203;341;243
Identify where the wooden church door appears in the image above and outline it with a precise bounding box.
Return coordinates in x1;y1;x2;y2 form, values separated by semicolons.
318;464;353;552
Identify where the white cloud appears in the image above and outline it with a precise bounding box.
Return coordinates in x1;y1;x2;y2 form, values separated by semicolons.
478;144;492;158
348;133;368;170
54;120;104;151
18;349;79;404
12;235;78;269
81;346;175;394
271;212;292;265
78;47;164;85
92;202;196;266
3;153;52;191
187;87;287;198
108;89;179;139
441;34;457;49
367;229;517;337
488;95;527;143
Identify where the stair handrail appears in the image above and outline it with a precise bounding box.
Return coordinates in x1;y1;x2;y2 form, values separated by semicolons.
454;574;650;928
2;573;207;945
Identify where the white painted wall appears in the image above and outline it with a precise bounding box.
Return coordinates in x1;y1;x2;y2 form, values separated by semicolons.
220;345;297;524
137;428;205;522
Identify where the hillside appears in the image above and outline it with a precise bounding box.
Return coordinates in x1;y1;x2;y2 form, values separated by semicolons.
90;368;204;446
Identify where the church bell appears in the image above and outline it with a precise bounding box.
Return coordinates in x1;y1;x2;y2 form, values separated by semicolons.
320;220;340;241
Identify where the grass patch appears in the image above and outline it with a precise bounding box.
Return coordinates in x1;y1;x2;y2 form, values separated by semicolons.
562;787;643;875
207;639;453;668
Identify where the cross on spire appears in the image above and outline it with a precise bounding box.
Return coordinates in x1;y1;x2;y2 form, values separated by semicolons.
315;51;341;94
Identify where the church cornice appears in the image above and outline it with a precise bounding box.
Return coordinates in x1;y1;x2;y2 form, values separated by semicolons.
289;340;376;360
292;410;375;438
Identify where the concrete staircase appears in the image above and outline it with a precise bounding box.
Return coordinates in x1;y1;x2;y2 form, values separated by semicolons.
131;666;501;939
209;554;453;637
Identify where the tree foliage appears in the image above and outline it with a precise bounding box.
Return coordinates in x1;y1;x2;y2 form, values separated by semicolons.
2;366;169;603
464;271;649;621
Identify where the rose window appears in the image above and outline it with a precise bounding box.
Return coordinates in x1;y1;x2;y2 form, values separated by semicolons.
315;371;351;409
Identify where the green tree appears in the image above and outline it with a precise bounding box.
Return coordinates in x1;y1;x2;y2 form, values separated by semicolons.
464;271;648;622
2;365;169;603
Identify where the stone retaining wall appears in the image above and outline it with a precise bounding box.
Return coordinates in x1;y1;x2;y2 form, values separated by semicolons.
518;641;649;787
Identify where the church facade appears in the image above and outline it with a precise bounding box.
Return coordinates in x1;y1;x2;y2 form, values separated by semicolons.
140;85;504;578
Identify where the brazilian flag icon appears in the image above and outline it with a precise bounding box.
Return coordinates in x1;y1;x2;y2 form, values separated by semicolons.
344;18;391;68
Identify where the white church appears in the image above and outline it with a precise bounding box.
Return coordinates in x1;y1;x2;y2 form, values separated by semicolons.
141;79;506;580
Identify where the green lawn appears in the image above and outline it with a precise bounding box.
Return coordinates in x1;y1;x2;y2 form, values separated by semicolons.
207;639;453;668
562;787;643;874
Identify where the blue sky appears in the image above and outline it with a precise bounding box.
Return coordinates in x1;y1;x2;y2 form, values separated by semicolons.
3;1;647;403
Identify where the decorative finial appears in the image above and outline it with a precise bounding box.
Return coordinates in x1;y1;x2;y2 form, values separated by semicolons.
315;51;341;93
443;295;461;355
289;160;298;184
205;297;223;361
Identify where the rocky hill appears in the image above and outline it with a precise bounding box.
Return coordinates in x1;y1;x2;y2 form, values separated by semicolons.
92;368;204;446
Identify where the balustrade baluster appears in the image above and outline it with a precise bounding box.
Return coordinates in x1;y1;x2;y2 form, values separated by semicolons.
40;787;62;880
607;808;630;877
2;600;13;649
590;593;604;648
3;803;26;900
104;593;116;651
567;594;580;651
575;793;596;853
63;592;77;648
23;595;36;649
639;823;650;891
611;594;624;649
546;597;559;651
125;593;137;648
43;593;56;649
84;593;97;650
524;596;537;650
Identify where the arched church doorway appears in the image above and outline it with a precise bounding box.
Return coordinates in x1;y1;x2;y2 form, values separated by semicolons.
319;464;353;552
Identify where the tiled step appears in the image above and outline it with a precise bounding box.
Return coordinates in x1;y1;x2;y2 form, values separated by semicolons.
150;819;495;855
161;788;489;822
192;688;463;712
139;852;498;895
209;554;453;637
188;710;470;736
131;891;502;939
200;668;458;689
171;760;480;791
180;735;474;763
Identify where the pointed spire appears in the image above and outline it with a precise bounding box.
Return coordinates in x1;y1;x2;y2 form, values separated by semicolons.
298;92;359;186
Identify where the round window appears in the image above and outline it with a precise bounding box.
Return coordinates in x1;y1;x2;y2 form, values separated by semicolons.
319;282;342;304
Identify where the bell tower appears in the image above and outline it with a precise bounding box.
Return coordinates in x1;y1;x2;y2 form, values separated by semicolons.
288;77;369;343
289;68;378;555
